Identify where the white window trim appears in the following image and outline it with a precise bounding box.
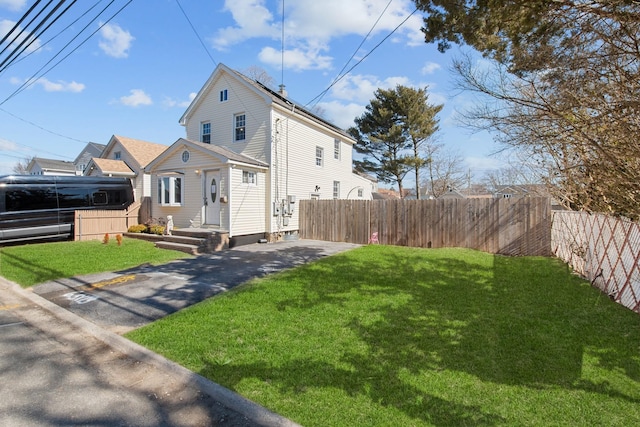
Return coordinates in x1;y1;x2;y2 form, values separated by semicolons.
333;180;340;199
242;170;257;186
334;139;341;160
316;146;323;167
234;113;246;142
158;175;183;206
201;122;211;143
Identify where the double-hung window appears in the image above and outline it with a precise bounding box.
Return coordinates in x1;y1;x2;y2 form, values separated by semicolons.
201;122;211;144
333;181;340;199
235;114;246;141
158;175;183;206
316;146;323;167
242;170;256;185
220;89;228;102
334;139;340;160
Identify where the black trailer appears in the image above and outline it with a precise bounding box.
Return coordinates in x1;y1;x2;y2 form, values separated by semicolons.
0;175;134;244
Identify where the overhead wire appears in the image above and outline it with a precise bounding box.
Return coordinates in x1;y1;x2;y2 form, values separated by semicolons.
306;0;393;110
0;0;43;47
2;1;104;71
305;7;419;108
0;0;78;74
1;0;134;105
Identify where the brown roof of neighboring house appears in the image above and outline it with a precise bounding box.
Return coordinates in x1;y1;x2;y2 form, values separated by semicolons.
89;158;135;176
110;135;168;168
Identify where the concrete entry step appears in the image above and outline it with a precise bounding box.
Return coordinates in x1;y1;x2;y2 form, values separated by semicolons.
154;241;201;255
124;228;229;254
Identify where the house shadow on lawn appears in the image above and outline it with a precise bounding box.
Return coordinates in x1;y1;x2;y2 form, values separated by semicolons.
198;246;640;425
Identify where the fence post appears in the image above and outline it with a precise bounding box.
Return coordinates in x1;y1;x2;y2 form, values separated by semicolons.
78;213;82;241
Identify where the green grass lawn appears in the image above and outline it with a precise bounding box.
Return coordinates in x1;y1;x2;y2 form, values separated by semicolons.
0;238;190;287
126;245;640;426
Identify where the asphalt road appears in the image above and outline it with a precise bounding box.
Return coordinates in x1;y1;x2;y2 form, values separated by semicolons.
0;279;260;427
1;239;360;426
32;239;360;334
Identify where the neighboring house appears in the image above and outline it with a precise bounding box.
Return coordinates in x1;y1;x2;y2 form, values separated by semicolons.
146;63;376;243
494;184;549;199
438;189;466;199
85;135;167;201
74;142;105;175
27;157;77;176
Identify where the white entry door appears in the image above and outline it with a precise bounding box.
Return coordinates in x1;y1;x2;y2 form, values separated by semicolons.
204;170;220;226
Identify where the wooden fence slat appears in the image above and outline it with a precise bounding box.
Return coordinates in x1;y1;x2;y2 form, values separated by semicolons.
299;198;552;256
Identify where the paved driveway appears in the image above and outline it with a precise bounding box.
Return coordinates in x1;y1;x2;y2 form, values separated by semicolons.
32;239;361;334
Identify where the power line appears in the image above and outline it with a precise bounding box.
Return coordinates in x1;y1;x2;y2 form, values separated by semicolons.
1;0;134;105
305;7;419;108
0;0;78;74
0;107;88;144
175;0;217;66
307;0;393;110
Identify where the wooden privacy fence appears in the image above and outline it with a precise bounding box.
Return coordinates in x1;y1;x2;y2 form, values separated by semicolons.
552;211;640;314
74;199;147;241
299;197;552;256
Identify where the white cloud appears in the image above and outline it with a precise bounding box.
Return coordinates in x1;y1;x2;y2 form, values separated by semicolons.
213;0;422;70
421;62;442;75
163;92;196;108
0;0;26;11
329;73;411;104
1;19;42;54
119;89;152;107
212;0;278;50
316;101;364;130
36;78;85;93
259;46;332;71
98;22;134;58
0;137;18;151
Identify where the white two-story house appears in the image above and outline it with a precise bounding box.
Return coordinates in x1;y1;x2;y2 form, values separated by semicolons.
146;63;376;244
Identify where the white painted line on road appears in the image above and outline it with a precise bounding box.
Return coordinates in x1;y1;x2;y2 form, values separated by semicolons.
0;322;24;328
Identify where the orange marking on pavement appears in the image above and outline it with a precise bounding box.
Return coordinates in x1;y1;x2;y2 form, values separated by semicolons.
0;303;22;311
80;274;136;291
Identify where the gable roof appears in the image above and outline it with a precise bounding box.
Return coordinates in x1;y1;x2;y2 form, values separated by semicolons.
103;135;168;169
28;157;75;173
146;138;269;172
86;158;135;176
179;63;354;141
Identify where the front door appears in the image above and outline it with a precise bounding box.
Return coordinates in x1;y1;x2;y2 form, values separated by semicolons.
204;170;220;226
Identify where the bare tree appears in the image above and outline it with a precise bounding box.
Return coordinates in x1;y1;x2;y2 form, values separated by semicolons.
12;156;33;174
416;0;640;219
420;143;466;198
242;65;276;89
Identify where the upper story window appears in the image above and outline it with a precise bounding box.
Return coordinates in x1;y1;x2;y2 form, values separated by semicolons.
316;146;323;167
334;139;340;160
358;188;363;198
114;151;121;160
235;114;246;141
220;89;228;102
201;122;211;144
333;181;340;199
158;175;183;206
242;170;256;185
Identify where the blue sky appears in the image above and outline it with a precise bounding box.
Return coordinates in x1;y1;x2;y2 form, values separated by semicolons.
0;0;503;180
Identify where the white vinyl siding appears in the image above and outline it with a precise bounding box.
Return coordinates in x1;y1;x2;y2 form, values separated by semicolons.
229;167;266;236
268;108;370;234
149;145;226;229
183;71;270;163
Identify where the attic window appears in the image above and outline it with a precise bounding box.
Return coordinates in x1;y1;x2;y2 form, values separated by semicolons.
220;89;228;102
181;150;190;163
114;151;121;160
